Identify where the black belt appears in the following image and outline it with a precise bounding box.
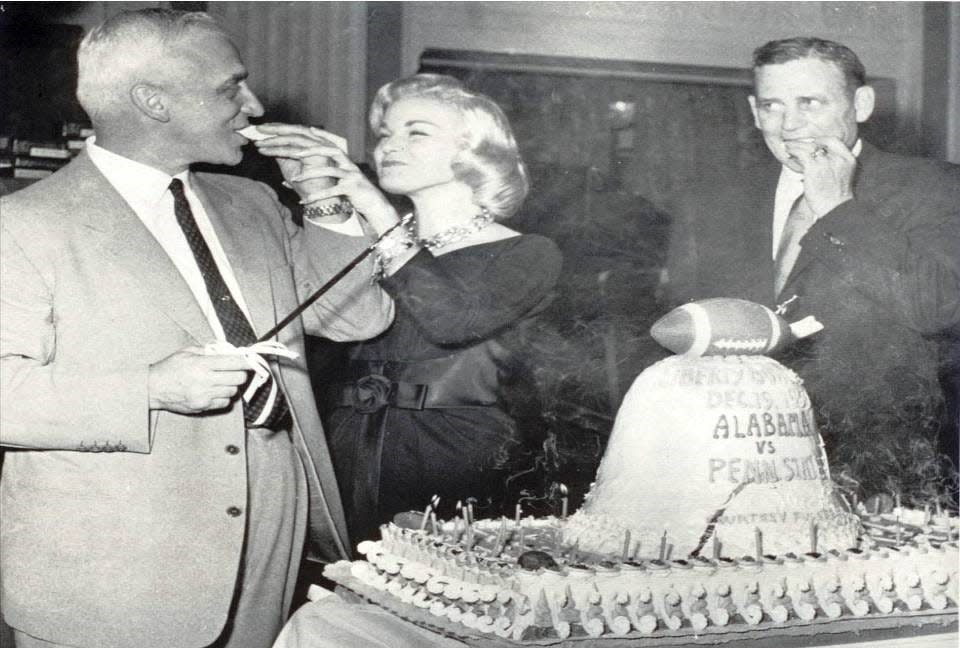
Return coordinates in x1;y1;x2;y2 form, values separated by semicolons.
331;375;495;413
332;352;502;414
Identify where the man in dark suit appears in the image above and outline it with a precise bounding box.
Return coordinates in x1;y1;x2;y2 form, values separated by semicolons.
0;9;393;648
665;37;960;502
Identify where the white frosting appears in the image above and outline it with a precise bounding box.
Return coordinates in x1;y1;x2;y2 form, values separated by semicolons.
341;524;958;641
564;355;860;558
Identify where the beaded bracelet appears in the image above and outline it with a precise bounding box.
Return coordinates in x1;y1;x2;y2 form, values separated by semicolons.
373;214;417;279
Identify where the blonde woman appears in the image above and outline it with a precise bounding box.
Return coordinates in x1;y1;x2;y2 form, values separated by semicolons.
258;74;562;544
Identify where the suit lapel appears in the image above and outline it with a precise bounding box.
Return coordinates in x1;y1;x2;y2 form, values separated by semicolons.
782;142;875;298
191;175;277;340
69;154;213;343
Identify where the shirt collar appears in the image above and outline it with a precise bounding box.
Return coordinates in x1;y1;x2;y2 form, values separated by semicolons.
85;136;190;213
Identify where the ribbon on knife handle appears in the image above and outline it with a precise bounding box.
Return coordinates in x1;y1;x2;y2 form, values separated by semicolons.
203;340;300;401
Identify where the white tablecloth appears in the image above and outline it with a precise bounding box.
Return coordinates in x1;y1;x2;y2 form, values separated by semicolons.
273;591;470;648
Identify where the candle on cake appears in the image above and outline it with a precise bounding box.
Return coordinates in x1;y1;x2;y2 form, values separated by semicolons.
494;518;507;554
560;483;569;520
621;529;631;562
419;494;439;531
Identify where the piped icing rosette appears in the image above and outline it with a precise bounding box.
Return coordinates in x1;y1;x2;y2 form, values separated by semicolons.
332;517;958;643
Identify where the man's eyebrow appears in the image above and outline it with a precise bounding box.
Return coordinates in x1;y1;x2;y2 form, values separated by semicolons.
218;71;249;90
404;120;437;128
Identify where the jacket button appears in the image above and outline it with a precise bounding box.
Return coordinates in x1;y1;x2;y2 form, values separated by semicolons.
225;445;240;455
226;506;242;517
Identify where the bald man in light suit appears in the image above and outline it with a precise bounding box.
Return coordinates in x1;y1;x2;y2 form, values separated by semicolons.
0;9;392;648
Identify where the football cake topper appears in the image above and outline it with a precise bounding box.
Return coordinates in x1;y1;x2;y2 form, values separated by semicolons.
650;298;823;357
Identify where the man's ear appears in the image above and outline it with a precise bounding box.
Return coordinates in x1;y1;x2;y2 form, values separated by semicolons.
853;85;875;124
130;83;170;123
747;95;761;129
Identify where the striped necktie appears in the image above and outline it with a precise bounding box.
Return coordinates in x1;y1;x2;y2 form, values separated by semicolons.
169;178;290;429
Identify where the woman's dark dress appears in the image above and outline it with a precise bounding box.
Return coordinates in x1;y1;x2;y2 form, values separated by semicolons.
325;234;562;544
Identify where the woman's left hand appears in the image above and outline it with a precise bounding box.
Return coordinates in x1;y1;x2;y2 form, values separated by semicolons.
250;123;340;203
254;124;400;234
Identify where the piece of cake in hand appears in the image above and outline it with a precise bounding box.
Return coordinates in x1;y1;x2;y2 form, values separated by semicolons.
237;125;273;141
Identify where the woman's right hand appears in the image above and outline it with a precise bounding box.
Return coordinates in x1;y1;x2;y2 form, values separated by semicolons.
256;125;401;235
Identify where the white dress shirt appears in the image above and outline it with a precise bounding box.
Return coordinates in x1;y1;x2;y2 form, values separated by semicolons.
86;138;283;423
86;137;253;341
771;138;862;258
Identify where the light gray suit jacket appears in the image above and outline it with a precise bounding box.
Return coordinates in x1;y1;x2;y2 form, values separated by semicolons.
0;151;392;646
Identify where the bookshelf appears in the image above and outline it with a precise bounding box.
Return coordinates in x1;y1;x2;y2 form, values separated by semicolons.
1;21;90;194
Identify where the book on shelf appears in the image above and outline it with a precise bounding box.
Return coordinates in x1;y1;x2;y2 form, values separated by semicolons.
10;140;32;155
29;146;71;159
0;122;91;183
14;167;54;179
11;139;59;155
14;156;67;171
61;123;94;139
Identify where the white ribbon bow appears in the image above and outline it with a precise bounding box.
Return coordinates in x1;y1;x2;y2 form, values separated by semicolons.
203;341;300;402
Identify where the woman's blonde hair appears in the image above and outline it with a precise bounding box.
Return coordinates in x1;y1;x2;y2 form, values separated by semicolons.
369;74;529;220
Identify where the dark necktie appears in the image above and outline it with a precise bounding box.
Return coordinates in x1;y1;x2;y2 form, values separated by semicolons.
774;193;817;296
169;178;290;429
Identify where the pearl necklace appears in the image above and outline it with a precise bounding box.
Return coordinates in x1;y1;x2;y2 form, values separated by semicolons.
417;207;494;251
